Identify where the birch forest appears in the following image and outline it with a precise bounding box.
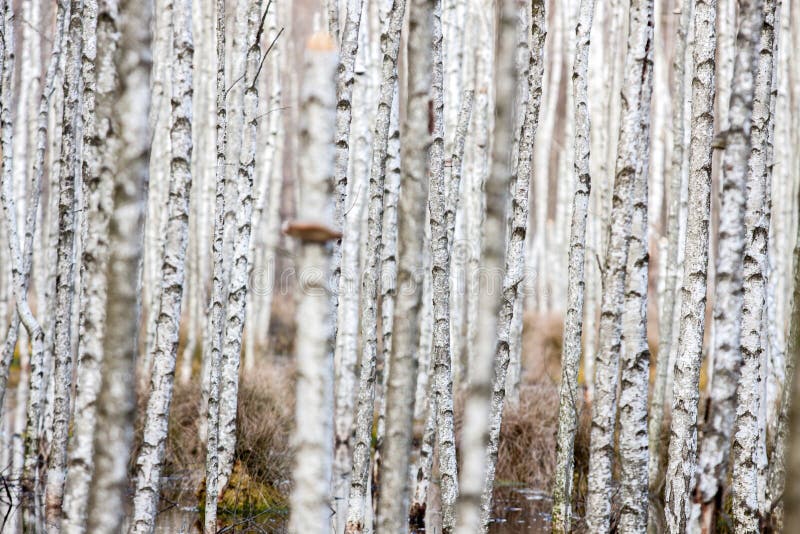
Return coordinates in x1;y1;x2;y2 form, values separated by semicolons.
1;0;800;532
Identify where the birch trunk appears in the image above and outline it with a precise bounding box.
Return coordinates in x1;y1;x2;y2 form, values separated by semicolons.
693;3;763;529
216;0;263;492
617;7;654;528
11;8;67;507
140;0;173;383
732;0;774;528
85;2;149;531
333;0;369;514
344;0;406;529
331;0;365;349
664;0;717;530
372;79;400;517
551;0;596;529
585;0;653;528
453;0;494;528
474;3;545;530
767;157;799;533
62;1;119;529
648;0;691;490
0;0;46;520
202;0;228;529
45;0;84;525
129;0;193;529
425;2;458;530
375;0;433;527
287;31;337;534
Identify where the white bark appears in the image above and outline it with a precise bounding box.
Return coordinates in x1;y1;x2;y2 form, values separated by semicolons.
694;3;763;528
330;0;365;349
475;2;545;530
424;2;459;530
1;0;46;525
732;0;773;528
648;0;691;490
372;79;399;516
140;0;173;383
287;31;337;534
86;2;149;531
45;0;84;525
664;0;717;529
454;0;493;528
129;0;192;529
216;0;263;492
333;0;370;514
244;0;281;371
202;0;228;530
551;0;596;529
14;9;67;510
375;0;433;527
62;1;117;530
344;0;406;529
617;6;653;528
585;0;653;528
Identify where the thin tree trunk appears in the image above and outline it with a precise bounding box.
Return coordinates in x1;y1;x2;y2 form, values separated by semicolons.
202;0;228;530
62;0;120;529
216;0;264;492
551;0;596;529
732;0;774;529
331;0;365;353
344;0;406;530
19;7;67;527
693;3;763;530
375;0;433;527
371;79;400;519
648;0;691;492
287;31;337;534
585;0;653;528
129;0;192;529
664;0;717;530
45;0;84;525
617;5;654;528
767;163;798;534
426;1;459;530
0;0;46;523
332;0;369;514
475;2;544;530
86;2;149;531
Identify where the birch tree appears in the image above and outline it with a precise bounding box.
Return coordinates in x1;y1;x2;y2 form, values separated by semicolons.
732;0;774;529
86;2;149;531
129;0;193;529
375;0;432;527
216;0;263;491
45;0;85;525
585;0;653;528
333;0;369;511
617;6;654;528
476;2;545;529
287;31;337;534
20;5;67;520
202;0;228;530
426;0;459;529
61;1;116;529
694;2;763;529
551;0;596;529
648;0;691;489
664;0;717;530
344;0;407;530
331;0;365;340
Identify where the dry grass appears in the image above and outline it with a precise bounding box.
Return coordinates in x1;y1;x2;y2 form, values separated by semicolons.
131;362;295;514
